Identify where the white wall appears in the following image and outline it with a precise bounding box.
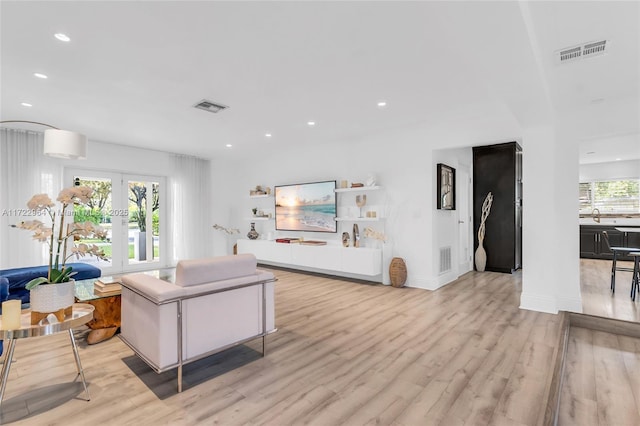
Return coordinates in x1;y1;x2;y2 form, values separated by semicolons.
211;113;524;291
579;159;640;181
520;126;582;314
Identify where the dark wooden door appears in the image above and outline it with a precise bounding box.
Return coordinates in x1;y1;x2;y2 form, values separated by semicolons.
473;142;522;273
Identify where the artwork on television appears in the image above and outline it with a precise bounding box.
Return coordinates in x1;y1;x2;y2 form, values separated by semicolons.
274;181;337;233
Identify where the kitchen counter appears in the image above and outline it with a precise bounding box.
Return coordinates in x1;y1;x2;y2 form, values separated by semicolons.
579;217;640;226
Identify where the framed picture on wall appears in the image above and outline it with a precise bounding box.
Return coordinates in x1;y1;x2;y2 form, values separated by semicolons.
437;163;456;210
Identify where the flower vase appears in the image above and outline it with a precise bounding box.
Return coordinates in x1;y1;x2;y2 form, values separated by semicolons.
29;280;75;325
247;222;259;240
475;242;487;272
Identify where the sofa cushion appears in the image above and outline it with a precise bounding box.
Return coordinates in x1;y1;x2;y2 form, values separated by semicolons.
122;273;186;303
175;254;257;287
0;263;101;304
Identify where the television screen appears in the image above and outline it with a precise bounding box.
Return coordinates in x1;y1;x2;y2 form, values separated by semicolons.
275;181;337;233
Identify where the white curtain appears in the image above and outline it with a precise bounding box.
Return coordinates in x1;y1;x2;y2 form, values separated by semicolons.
168;154;212;263
0;128;63;269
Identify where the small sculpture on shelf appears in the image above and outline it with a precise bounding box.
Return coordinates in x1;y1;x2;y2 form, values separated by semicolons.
342;232;350;247
353;224;360;248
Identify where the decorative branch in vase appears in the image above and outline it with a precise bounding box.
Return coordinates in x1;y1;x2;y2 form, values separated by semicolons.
475;192;493;272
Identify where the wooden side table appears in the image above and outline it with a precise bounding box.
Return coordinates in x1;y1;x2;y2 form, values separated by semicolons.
74;279;121;344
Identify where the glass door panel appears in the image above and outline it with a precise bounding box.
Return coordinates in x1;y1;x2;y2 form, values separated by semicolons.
126;177;161;268
65;170;124;275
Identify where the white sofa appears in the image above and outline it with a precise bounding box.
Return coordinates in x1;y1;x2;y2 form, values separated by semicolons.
120;254;276;392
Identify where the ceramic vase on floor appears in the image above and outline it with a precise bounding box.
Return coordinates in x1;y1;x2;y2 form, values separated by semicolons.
475;244;487;272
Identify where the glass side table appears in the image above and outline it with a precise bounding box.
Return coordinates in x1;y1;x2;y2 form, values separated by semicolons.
0;303;94;406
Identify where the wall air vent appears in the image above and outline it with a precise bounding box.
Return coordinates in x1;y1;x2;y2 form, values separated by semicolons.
439;246;452;274
193;99;228;113
556;40;609;64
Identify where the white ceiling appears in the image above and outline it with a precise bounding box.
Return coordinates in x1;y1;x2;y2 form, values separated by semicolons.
1;1;638;162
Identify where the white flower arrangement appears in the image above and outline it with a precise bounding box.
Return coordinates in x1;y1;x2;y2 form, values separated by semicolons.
12;186;109;289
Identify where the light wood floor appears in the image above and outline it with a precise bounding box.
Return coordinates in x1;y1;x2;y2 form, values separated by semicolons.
580;258;639;322
558;326;640;426
0;268;562;425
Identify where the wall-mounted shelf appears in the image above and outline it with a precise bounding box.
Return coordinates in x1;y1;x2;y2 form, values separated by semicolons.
246;217;273;221
334;186;381;193
335;217;382;222
249;194;272;199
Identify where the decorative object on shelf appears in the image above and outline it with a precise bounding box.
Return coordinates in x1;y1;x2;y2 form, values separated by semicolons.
366;211;377;218
475;192;494;272
351;183;364;188
389;257;407;288
363;227;386;242
247;222;259;240
212;224;240;235
250;185;268;196
340;180;348;189
436;163;456;210
353;224;360;247
342;232;350;247
12;186;109;323
366;174;377;187
265;187;271;195
356;194;367;218
252;207;258;215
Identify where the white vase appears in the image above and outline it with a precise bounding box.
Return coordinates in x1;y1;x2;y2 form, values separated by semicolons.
30;280;75;313
475;243;487;272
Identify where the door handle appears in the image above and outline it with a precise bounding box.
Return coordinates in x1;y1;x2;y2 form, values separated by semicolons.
458;220;465;224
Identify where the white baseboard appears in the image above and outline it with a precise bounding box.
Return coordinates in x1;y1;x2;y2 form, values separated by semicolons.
519;292;558;314
556;296;583;313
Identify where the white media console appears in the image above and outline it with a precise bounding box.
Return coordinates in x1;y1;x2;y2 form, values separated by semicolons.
237;239;382;281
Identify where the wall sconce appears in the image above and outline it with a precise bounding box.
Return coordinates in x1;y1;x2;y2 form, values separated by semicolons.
0;120;87;160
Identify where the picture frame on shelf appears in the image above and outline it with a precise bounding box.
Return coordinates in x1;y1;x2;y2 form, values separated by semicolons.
437;163;455;210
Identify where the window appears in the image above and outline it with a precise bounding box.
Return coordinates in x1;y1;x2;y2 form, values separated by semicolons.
579;179;640;213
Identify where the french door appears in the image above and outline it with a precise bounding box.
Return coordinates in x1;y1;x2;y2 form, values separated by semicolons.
64;169;166;274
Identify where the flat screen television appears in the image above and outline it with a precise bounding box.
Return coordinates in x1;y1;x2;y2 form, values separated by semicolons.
274;180;337;233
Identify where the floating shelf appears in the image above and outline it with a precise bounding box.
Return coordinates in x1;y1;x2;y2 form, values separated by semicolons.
246;217;273;221
249;194;272;199
335;217;382;222
334;186;381;193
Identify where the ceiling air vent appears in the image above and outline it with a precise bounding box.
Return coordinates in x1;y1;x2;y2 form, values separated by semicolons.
556;40;609;64
193;99;228;113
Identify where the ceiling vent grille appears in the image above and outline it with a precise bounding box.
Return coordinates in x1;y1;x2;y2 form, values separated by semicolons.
556;40;609;64
193;99;228;113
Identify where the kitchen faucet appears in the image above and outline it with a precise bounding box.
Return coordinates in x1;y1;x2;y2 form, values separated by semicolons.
592;208;601;223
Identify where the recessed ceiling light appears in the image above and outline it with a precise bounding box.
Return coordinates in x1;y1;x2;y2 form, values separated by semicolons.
377;101;387;107
265;133;272;138
226;144;232;148
34;73;48;79
54;33;71;42
21;102;33;107
616;158;622;161
307;121;316;126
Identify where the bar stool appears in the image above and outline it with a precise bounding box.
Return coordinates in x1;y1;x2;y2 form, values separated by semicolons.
630;253;640;301
602;231;640;293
